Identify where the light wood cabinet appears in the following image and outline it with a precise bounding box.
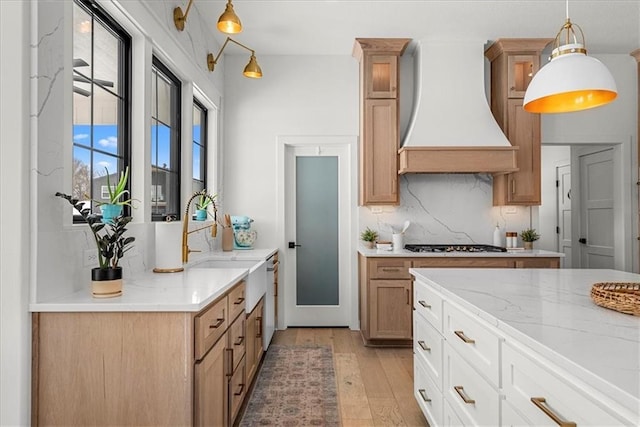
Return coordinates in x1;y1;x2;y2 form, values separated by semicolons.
359;255;414;346
353;38;411;206
194;336;227;427
245;297;264;386
370;279;413;339
32;280;248;427
486;39;551;206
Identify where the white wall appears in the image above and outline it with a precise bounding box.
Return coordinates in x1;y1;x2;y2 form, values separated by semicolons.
221;54;359;248
1;2;31;424
539;146;571;252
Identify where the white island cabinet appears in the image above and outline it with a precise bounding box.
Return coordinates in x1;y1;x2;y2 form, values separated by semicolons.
412;268;640;427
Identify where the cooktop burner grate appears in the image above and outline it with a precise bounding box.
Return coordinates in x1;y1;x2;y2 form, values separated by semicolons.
404;244;507;253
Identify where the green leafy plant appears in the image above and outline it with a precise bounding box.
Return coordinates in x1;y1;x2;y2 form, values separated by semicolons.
520;228;540;242
97;166;132;207
360;227;379;242
56;192;135;269
195;193;215;210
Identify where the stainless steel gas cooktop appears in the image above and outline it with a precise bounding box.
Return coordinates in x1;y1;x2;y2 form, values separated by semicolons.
404;244;507;253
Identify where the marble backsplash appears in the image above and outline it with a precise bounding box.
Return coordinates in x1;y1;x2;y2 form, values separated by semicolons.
359;173;533;247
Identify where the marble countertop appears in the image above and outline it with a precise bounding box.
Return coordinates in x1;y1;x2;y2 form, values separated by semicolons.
30;248;278;313
411;268;640;419
359;246;564;258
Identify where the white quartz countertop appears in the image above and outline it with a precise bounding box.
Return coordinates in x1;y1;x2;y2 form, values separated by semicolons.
410;268;640;418
359;246;564;258
30;248;278;313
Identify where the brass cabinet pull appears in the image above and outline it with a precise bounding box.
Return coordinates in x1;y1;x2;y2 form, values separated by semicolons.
234;336;244;345
209;318;224;329
234;383;245;396
225;348;234;377
454;330;475;344
256;316;263;338
234;297;245;305
418;300;431;309
418;340;431;352
418;389;431;402
530;397;577;427
454;386;475;404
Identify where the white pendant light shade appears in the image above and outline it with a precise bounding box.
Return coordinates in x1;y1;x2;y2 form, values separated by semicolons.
524;45;617;113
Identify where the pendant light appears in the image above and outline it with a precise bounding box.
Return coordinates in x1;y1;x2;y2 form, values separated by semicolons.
217;0;242;34
523;0;617;113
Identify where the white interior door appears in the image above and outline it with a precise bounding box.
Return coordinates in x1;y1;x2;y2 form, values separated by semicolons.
579;148;615;268
283;143;351;327
556;164;572;268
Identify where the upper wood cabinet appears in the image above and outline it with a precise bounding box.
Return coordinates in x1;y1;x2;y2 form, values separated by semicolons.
353;38;411;206
486;39;551;206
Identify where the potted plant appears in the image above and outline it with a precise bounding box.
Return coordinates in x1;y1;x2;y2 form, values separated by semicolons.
520;228;540;250
96;166;133;223
194;193;215;221
56;192;135;298
360;227;379;249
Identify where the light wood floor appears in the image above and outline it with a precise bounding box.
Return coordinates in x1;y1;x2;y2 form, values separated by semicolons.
271;328;429;427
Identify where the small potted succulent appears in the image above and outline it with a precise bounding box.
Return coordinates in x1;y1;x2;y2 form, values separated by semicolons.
96;167;133;223
194;193;215;221
520;228;540;250
360;227;379;249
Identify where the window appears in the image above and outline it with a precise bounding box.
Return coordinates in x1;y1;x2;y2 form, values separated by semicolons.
151;58;181;221
72;0;130;218
192;99;207;193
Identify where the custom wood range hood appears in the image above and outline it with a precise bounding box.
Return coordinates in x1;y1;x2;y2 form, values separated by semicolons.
399;39;518;174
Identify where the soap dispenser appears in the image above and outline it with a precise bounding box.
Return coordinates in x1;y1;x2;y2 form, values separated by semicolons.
493;224;502;247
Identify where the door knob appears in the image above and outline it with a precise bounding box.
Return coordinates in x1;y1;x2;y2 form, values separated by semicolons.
578;238;587;244
288;241;301;249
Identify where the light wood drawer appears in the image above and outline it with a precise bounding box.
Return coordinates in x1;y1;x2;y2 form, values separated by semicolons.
369;258;412;279
502;342;628;426
415;356;444;427
230;354;246;423
414;258;515;268
414;314;443;391
444;301;502;387
444;343;500;427
228;281;246;322
414;279;443;333
194;296;228;361
228;311;246;372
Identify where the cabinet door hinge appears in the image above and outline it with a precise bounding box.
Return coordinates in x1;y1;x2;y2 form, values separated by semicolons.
556;226;560;234
556;180;559;187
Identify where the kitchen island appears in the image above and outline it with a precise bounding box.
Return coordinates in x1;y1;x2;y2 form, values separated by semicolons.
412;268;640;426
30;248;277;426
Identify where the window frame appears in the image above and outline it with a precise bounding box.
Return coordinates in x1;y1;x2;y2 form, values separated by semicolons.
150;56;182;222
192;98;208;193
72;0;131;222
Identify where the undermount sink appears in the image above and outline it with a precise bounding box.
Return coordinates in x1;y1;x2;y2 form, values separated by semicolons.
190;258;267;313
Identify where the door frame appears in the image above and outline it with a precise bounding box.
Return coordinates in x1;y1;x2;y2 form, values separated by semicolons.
555;163;571;268
276;135;358;330
570;143;631;270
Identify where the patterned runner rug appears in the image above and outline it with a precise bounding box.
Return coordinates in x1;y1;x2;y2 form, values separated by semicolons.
239;345;340;426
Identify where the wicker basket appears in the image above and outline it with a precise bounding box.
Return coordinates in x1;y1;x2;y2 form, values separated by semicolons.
590;282;640;316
